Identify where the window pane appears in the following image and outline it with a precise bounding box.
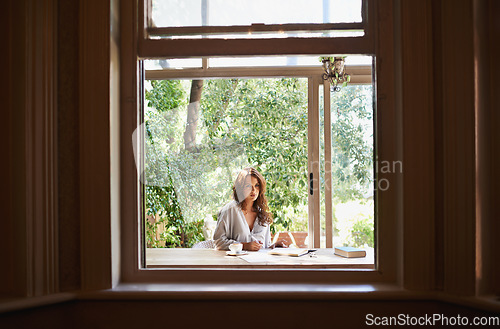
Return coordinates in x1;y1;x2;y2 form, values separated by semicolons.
208;56;320;68
320;80;375;249
138;56;375;268
141;78;309;256
143;55;371;70
144;58;203;70
152;0;362;28
153;30;364;40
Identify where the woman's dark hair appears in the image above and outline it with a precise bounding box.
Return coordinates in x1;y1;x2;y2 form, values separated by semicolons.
232;167;272;226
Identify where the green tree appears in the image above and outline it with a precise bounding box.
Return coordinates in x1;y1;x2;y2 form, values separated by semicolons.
201;78;309;232
144;78;374;245
144;80;204;248
330;85;373;202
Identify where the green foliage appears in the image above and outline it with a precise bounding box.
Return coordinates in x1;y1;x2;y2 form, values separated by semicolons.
350;215;374;247
330;85;373;202
145;80;186;151
144;77;374;247
146;80;185;113
201;78;309;232
144;80;204;248
335;200;374;248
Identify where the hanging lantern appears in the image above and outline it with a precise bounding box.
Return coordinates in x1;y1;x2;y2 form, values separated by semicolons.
321;56;351;92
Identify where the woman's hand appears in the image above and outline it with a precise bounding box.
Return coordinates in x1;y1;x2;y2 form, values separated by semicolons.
275;239;288;248
243;240;263;251
269;239;288;249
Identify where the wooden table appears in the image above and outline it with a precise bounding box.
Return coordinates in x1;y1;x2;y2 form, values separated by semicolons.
146;248;375;269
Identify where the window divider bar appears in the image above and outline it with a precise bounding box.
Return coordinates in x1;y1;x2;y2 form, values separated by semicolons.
307;78;314;247
144;65;372;82
147;22;365;37
311;78;321;249
138;37;374;59
361;0;369;28
324;80;333;248
145;0;153;32
138;0;149;52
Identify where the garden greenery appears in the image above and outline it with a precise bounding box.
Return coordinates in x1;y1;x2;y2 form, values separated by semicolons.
144;78;374;248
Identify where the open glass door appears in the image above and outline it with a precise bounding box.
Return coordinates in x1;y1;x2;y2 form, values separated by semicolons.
318;56;375;250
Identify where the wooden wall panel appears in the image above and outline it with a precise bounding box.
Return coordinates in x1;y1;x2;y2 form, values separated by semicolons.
490;0;500;297
375;0;400;285
57;0;82;293
0;0;16;296
79;0;112;290
440;0;476;296
400;0;436;291
475;0;500;297
1;0;59;297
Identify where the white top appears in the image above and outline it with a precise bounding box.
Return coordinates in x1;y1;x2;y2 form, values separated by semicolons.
213;200;272;250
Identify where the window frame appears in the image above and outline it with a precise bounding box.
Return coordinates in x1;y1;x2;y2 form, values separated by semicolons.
144;0;368;38
141;63;373;263
137;0;373;58
119;0;401;285
6;0;498;315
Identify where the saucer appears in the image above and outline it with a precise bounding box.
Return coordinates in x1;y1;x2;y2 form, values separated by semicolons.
226;251;248;256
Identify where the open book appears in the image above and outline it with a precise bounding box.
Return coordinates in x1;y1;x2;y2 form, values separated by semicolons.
268;248;313;257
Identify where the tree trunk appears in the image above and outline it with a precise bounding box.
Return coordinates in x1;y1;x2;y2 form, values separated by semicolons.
183;80;204;151
212;79;239;133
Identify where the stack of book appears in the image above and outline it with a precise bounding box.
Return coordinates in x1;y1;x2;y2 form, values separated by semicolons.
334;246;366;258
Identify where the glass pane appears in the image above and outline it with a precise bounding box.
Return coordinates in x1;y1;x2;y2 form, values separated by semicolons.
140;78;309;260
320;61;374;249
155;30;364;40
208;56;321;68
345;55;372;65
152;0;362;28
332;84;374;248
144;58;203;70
143;55;371;70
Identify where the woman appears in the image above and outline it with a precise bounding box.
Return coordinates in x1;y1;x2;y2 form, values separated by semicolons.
213;167;287;251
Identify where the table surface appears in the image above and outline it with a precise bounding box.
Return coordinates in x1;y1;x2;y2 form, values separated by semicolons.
146;247;375;269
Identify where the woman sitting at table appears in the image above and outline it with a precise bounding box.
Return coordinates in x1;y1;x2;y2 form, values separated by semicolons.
213;167;287;251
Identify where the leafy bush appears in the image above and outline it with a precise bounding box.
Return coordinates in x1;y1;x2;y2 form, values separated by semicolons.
335;200;374;248
144;80;204;248
350;216;374;247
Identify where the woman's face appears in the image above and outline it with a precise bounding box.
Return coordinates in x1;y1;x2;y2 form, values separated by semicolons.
243;176;260;203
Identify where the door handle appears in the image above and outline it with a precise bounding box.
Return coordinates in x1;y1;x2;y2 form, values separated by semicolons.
309;172;313;195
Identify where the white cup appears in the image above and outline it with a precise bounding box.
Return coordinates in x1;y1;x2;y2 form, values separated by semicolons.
229;243;243;253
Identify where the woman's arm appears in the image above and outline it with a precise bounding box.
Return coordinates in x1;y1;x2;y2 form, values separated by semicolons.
212;216;238;250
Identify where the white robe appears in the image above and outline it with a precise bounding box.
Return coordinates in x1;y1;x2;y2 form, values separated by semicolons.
213;200;272;250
